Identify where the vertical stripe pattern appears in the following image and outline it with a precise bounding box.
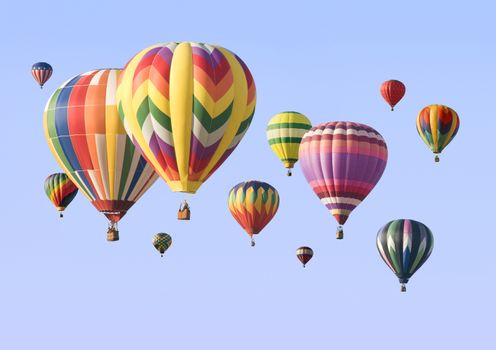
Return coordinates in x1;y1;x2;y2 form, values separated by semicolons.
32;62;53;88
116;42;256;194
299;122;388;226
44;173;78;212
380;80;405;110
228;181;279;238
266;111;312;170
376;219;434;284
43;69;158;223
416;104;460;155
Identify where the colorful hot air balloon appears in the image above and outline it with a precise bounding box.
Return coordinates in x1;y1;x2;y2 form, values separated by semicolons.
228;181;279;246
43;69;158;241
299;122;388;239
44;173;78;218
416;104;460;162
266;111;312;176
380;80;405;111
116;42;256;218
32;62;53;88
152;233;172;257
376;219;434;292
296;246;313;268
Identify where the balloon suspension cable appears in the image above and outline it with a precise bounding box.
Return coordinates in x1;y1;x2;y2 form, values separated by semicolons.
250;238;256;247
435;155;440;162
287;169;292;177
336;226;344;240
400;283;407;292
59;213;63;218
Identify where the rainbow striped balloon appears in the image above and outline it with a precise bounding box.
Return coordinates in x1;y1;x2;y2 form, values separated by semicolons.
376;219;434;292
228;181;279;246
416;104;460;162
44;173;78;217
266;111;312;176
44;69;158;226
117;42;256;194
299;122;388;238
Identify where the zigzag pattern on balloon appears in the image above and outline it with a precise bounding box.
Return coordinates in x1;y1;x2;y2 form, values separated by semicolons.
117;42;256;194
228;181;279;237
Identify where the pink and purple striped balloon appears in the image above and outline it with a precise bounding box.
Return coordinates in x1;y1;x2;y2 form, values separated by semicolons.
298;121;388;238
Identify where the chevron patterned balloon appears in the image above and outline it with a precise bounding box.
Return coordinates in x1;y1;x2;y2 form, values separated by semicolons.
376;219;434;292
117;42;256;194
228;181;279;246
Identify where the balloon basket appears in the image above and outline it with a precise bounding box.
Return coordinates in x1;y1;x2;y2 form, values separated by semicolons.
435;155;440;162
400;283;407;292
107;226;119;241
287;169;292;177
59;213;63;218
177;208;191;220
336;226;344;240
250;239;256;247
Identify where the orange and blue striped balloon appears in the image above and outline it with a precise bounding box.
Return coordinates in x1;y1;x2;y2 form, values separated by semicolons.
416;104;460;162
44;173;78;217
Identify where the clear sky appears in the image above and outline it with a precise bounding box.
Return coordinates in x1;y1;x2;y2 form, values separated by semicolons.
1;0;495;349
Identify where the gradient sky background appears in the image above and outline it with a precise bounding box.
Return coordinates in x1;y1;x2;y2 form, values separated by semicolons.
1;1;495;349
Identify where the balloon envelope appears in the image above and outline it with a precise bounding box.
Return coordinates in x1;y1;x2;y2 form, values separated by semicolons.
296;246;313;267
298;122;388;233
44;69;158;225
416;104;460;161
44;173;78;214
266;111;312;175
152;233;172;257
380;80;405;111
376;219;434;291
228;181;279;243
32;62;53;88
117;42;256;194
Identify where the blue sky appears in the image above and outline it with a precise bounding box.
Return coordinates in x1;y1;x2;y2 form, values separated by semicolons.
1;0;495;349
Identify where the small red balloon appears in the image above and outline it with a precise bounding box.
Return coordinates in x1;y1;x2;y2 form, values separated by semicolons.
380;80;406;111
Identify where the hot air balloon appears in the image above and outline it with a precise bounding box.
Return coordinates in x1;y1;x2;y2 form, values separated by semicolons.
376;219;434;292
32;62;53;88
380;80;405;111
228;181;279;246
116;42;256;219
44;69;158;241
296;246;313;268
44;173;78;218
416;104;460;162
152;233;172;257
266;111;312;176
299;122;388;239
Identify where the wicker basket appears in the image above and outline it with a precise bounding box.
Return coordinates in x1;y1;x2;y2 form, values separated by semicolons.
177;208;191;220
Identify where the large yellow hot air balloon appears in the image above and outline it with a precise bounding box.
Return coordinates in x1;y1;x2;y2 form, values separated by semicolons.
116;42;256;217
266;111;312;176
